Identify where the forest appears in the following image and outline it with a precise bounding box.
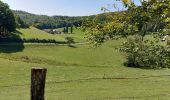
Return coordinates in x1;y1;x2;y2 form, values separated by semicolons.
13;10;86;29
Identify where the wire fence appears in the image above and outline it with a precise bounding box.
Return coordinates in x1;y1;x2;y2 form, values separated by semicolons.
1;74;170;100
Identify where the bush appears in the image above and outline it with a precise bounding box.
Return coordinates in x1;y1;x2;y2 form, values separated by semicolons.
65;37;75;45
0;37;66;44
120;35;170;69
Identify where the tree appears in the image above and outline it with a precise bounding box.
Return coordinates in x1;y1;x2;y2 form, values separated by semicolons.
66;25;69;33
120;0;170;68
15;14;29;28
65;37;75;46
0;1;16;37
70;25;73;33
63;27;66;33
83;0;170;68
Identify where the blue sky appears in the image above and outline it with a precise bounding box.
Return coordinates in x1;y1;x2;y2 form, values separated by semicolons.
2;0;141;16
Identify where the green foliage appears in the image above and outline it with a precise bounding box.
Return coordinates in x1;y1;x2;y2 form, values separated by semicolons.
65;37;75;45
66;25;69;33
83;12;126;46
120;35;170;68
23;38;66;44
126;0;170;37
84;0;170;68
120;0;170;68
63;27;66;33
14;14;29;28
0;1;16;35
13;10;84;29
70;25;73;33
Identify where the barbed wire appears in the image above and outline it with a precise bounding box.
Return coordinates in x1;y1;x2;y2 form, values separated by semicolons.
1;74;170;88
1;74;170;99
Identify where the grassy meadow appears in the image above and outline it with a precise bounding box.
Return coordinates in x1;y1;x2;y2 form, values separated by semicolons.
16;27;85;43
0;27;170;100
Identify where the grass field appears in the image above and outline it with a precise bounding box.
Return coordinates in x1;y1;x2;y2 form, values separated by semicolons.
16;27;85;43
0;27;170;100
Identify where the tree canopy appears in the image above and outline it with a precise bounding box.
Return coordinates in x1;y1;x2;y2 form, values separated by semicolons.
0;1;16;36
83;0;170;68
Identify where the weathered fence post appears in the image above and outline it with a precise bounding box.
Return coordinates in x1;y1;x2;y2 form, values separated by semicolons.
31;68;47;100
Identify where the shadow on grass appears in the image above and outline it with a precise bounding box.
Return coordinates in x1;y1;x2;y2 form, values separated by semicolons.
0;43;24;53
0;31;25;53
123;62;163;70
67;44;77;48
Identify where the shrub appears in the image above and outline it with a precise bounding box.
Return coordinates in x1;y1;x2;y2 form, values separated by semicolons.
65;37;75;45
120;35;170;69
0;37;66;44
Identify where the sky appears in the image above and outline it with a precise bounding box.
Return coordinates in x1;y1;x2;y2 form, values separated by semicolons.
2;0;141;16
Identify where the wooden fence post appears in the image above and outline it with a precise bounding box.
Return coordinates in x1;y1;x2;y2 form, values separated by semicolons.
31;68;47;100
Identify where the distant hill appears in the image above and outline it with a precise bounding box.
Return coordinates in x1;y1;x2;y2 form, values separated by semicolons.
13;10;126;30
13;10;87;29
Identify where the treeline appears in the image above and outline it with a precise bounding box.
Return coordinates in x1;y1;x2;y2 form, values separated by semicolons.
14;14;29;28
13;10;125;30
13;10;87;29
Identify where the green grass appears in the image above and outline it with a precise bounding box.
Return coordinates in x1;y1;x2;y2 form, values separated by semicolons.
16;27;85;43
0;28;170;100
0;41;123;67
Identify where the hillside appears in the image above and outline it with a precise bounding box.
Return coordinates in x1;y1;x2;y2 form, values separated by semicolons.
13;10;125;30
15;27;86;43
13;10;86;29
1;36;170;100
